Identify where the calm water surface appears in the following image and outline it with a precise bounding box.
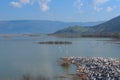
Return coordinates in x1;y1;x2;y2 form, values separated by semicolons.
0;36;120;80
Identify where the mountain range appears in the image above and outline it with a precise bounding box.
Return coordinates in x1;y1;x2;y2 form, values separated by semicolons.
0;20;103;34
54;15;120;35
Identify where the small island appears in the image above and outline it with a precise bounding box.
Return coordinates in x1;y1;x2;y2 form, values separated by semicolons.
38;41;72;44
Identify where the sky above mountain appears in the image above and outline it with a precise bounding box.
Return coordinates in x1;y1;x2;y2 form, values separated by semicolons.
1;0;120;22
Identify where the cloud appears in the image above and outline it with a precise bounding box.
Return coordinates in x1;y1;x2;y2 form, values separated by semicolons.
74;0;110;12
10;1;22;8
10;0;51;12
92;0;109;12
20;0;30;4
106;7;113;12
10;0;31;8
94;6;103;12
106;5;119;12
92;0;109;5
38;0;51;12
74;0;83;13
10;0;118;13
74;0;83;9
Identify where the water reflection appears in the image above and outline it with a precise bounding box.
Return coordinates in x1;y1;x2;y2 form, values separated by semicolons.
22;74;49;80
59;59;70;74
57;58;81;80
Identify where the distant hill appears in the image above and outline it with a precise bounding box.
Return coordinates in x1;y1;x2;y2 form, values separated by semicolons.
94;16;120;33
54;15;120;35
54;26;94;34
0;20;103;34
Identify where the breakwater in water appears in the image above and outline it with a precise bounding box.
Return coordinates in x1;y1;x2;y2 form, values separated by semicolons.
60;57;120;80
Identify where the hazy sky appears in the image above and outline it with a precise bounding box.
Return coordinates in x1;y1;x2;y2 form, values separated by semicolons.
1;0;120;22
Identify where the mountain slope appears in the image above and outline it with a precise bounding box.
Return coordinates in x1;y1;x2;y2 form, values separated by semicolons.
94;16;120;33
54;15;120;35
0;20;103;34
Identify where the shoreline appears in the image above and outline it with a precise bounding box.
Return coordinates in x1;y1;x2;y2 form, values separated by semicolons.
60;57;120;80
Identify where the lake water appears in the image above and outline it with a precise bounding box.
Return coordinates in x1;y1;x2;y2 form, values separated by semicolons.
0;35;120;80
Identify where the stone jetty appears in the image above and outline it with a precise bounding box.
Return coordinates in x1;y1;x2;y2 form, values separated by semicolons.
61;57;120;80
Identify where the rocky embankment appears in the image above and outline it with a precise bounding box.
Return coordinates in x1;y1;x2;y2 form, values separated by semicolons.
60;57;120;80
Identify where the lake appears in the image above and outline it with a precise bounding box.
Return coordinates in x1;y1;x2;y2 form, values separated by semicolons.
0;35;120;80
